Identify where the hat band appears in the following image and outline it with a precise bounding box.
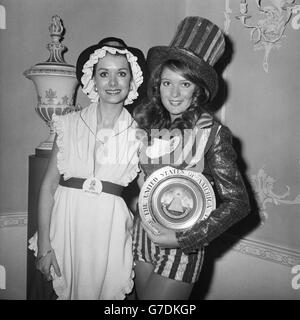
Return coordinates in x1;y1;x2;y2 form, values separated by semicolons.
173;47;212;66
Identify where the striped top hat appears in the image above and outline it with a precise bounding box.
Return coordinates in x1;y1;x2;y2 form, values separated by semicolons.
147;16;225;100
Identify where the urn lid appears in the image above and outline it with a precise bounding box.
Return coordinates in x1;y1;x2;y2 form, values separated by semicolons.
24;15;76;78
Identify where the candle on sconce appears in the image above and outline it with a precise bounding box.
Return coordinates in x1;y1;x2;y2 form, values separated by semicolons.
240;0;248;15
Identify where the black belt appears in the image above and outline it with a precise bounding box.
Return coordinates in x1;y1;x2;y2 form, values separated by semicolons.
59;176;124;197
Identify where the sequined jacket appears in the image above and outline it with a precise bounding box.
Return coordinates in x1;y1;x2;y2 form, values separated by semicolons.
176;120;250;254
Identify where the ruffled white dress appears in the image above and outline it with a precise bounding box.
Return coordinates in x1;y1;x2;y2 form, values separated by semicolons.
29;103;141;300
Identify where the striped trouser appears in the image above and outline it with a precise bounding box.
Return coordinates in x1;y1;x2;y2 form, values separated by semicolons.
132;218;205;283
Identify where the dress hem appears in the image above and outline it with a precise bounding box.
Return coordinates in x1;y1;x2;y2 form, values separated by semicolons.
28;233;134;300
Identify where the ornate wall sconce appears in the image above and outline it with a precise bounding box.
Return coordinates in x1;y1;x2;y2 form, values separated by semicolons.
235;0;300;72
24;15;79;155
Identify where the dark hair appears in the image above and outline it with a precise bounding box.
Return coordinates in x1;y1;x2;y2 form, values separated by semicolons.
134;59;210;132
92;51;133;78
92;50;132;79
92;37;128;77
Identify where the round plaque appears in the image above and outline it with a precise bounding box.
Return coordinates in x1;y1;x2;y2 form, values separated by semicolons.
138;166;216;233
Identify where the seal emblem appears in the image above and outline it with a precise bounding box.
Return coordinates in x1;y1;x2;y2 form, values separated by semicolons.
138;166;216;232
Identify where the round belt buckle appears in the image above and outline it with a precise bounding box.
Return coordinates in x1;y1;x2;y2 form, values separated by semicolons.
82;177;103;195
138;166;216;232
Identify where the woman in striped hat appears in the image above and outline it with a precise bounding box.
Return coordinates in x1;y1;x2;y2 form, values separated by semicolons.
132;16;250;300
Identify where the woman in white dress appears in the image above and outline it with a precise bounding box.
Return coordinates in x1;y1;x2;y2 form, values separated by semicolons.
29;37;145;300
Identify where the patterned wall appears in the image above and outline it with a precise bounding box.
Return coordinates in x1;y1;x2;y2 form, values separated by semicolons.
222;0;300;250
186;0;300;276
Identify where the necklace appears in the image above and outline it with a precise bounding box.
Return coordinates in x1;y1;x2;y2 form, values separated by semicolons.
79;110;134;145
79;108;133;196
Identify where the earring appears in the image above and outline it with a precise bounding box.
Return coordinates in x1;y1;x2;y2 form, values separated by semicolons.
94;86;98;92
129;81;134;91
191;95;198;106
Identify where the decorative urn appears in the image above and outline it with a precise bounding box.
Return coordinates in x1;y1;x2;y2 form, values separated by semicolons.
24;15;78;155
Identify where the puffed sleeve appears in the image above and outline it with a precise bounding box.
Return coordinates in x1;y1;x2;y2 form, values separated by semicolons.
176;125;250;254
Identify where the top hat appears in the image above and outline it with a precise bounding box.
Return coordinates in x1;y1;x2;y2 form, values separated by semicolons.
147;17;225;100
